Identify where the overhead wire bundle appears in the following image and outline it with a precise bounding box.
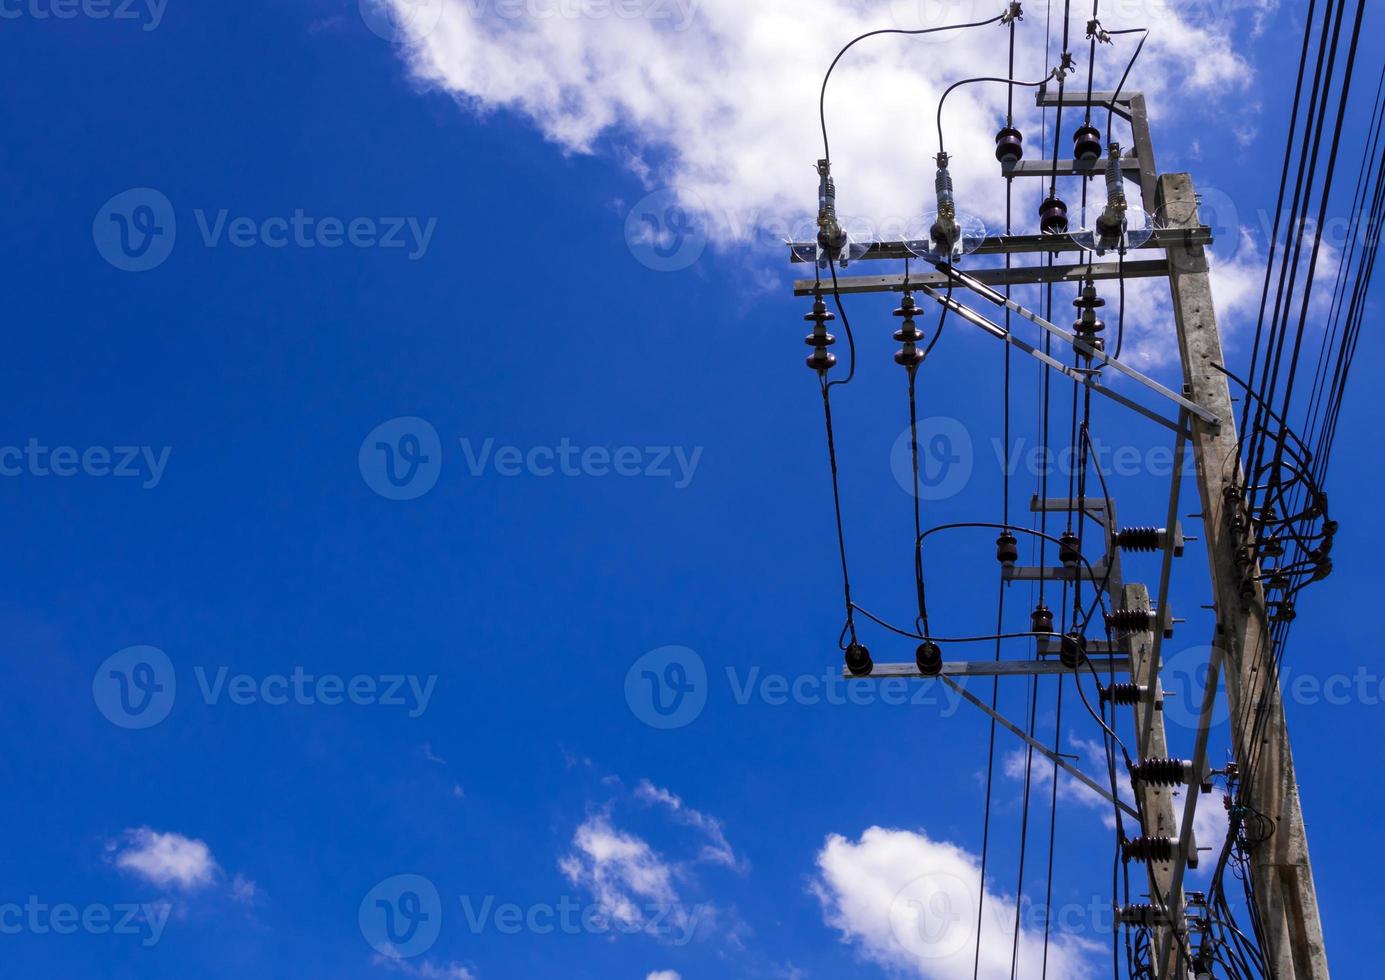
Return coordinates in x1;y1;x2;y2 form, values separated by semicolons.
1202;0;1381;967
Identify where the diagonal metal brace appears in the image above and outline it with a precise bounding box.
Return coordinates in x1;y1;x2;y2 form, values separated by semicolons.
915;283;1191;436
930;263;1221;428
943;675;1140;820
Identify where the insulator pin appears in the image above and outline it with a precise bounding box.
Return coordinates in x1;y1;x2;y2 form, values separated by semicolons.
845;642;873;677
1031;602;1054;635
1072;282;1107;353
1105;607;1171;638
804;294;838;372
1039;195;1069;235
1116;526;1182;557
1129;758;1192;786
1073;125;1103;163
996;531;1019;567
915;641;943;677
1122;837;1176;864
995;126;1024;166
1117;903;1168;926
1058;530;1082;567
893;293;926;368
1101;682;1147;707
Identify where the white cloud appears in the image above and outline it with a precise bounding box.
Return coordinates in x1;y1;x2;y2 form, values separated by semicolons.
559;811;711;945
110;828;220;891
813;826;1098;979
646;972;681;980
560;813;679;927
383;0;1255;232
108;827;261;904
634;779;743;871
379;0;1269;363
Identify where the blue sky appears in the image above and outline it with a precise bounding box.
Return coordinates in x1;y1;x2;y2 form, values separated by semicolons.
1;1;1381;978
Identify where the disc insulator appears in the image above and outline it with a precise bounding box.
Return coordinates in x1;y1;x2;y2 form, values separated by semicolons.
845;642;873;677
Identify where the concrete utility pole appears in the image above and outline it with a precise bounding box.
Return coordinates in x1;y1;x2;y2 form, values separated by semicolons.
1161;172;1330;979
797;87;1329;978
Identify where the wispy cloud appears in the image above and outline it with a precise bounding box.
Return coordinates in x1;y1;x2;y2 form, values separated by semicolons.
634;779;744;872
560;813;680;927
372;949;478;979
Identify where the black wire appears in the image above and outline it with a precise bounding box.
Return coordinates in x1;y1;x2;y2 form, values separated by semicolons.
937;73;1053;155
819;13;1008;164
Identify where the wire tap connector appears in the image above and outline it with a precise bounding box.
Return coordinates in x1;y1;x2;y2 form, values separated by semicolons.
930;152;961;256
1096;142;1129;241
815;159;847;260
1000;2;1023;26
1086;18;1112;44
